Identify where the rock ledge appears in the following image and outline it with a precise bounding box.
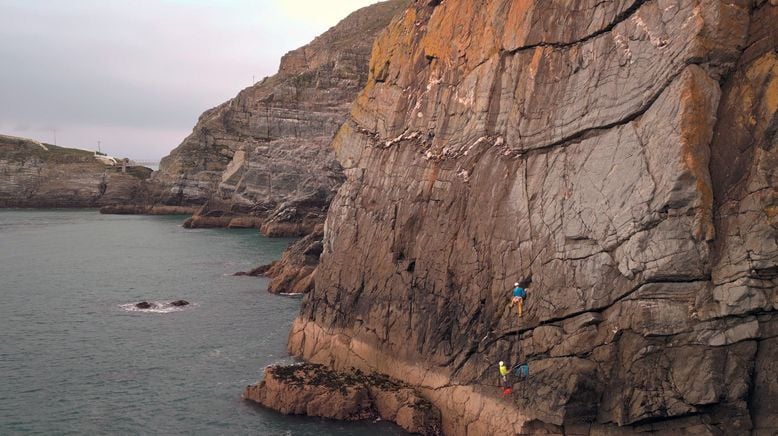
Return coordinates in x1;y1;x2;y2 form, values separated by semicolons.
235;230;323;294
243;363;442;435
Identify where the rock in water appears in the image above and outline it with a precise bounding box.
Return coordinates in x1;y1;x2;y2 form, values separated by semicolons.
135;302;154;310
233;264;272;277
243;364;442;436
287;1;778;435
239;230;323;294
169;300;189;307
109;0;411;235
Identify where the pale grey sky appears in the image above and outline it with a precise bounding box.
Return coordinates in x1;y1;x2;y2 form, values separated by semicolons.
0;0;383;160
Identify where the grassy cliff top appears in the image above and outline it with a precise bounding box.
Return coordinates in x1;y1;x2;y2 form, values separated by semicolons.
0;134;96;163
0;134;152;180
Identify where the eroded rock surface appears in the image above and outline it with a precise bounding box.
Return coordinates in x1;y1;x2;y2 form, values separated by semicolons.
243;363;442;435
0;134;151;208
238;230;323;294
113;0;411;235
288;1;778;435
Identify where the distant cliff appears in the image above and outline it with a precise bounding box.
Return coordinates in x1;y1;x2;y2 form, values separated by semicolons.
124;0;410;235
289;1;778;434
0;134;150;208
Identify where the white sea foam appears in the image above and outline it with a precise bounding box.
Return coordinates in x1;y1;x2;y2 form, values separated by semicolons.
119;301;193;314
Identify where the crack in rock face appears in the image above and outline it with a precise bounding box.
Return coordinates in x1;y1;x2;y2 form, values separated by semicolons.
288;1;778;435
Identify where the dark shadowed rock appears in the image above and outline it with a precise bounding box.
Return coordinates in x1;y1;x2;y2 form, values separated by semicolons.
169;300;189;307
182;215;234;229
240;230;323;294
99;204;147;215
135;302;154;310
99;204;197;215
234;264;273;277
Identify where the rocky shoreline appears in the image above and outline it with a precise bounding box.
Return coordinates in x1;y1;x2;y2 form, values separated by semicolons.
243;363;442;435
235;230;322;294
0;134;152;208
98;204;198;216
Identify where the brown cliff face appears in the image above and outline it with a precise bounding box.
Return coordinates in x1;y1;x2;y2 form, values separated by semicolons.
0;135;150;208
248;230;323;294
289;1;778;434
137;0;411;235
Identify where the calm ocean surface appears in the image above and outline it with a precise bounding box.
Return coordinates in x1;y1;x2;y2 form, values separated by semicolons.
0;210;405;435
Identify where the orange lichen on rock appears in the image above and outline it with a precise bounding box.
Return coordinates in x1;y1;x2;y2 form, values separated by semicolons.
290;1;777;435
678;66;719;241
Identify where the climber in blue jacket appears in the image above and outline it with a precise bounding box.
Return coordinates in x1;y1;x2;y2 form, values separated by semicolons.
510;281;528;317
515;363;529;379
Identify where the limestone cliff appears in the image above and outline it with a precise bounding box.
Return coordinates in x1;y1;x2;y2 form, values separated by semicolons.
134;0;411;235
288;1;778;434
0;134;150;208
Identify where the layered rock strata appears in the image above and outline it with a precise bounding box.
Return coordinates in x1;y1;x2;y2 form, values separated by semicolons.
119;0;411;236
243;363;442;435
288;1;778;434
0;134;151;208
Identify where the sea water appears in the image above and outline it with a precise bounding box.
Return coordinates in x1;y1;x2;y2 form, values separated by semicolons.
0;210;406;435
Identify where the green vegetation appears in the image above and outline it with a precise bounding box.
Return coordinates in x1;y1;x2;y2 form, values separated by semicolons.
107;165;153;180
0;135;153;179
0;135;94;163
41;144;96;163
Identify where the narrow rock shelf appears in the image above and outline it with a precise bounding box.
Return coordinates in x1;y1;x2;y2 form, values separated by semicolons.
243;363;442;436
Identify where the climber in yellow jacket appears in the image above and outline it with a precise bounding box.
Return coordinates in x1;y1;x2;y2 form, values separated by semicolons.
499;361;512;395
499;361;509;382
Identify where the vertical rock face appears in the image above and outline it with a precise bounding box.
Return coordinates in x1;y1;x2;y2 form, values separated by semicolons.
289;1;778;434
0;134;150;208
143;0;411;235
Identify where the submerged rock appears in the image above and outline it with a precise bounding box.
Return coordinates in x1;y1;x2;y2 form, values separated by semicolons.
243;363;442;435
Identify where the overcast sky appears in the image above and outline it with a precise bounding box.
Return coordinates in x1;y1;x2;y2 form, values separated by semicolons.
0;0;382;160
